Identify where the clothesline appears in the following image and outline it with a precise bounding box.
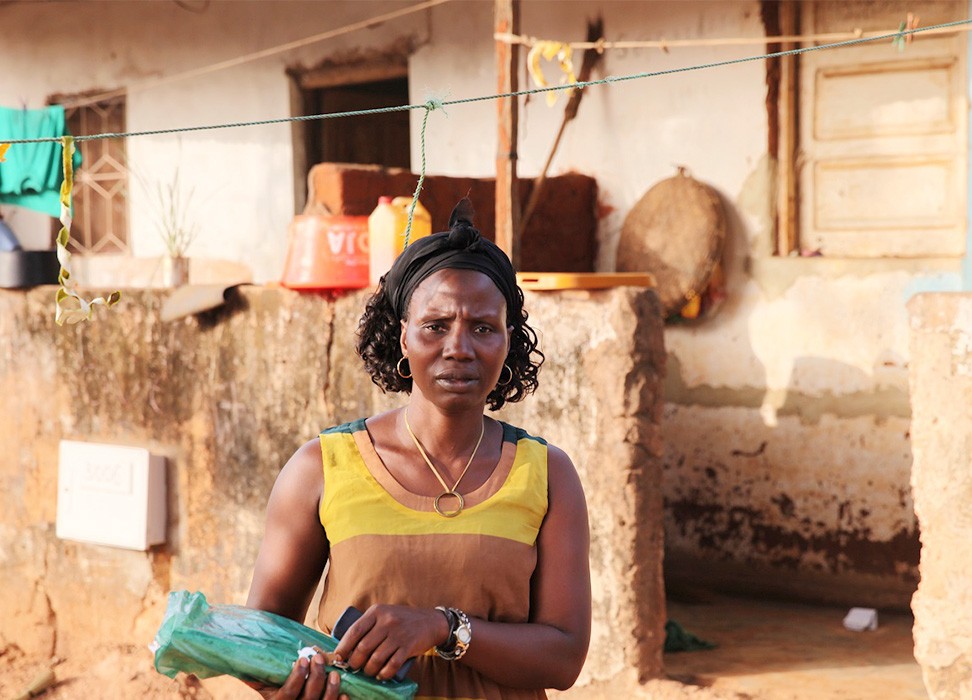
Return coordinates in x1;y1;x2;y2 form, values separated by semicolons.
59;0;452;111
494;14;963;51
5;15;970;325
3;18;969;146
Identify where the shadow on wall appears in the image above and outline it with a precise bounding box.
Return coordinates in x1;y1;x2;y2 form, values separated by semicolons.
661;194;919;609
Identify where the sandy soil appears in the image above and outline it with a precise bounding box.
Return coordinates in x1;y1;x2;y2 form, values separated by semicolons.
0;643;209;700
3;594;925;700
0;642;734;700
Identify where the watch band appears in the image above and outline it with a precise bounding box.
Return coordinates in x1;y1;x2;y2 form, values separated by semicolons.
435;606;457;652
434;606;472;661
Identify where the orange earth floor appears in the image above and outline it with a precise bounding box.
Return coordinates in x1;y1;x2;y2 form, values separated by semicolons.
1;594;927;699
663;593;927;699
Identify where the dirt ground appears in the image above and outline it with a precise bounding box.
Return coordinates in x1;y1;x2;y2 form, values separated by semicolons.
0;647;742;700
1;594;926;700
0;642;207;699
0;645;734;700
663;594;926;700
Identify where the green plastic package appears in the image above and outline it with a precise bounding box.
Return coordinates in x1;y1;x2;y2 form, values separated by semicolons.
152;590;417;700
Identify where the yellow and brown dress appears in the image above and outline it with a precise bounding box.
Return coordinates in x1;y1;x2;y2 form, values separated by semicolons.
316;419;549;700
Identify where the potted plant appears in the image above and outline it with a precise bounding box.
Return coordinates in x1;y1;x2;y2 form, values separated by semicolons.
153;168;199;287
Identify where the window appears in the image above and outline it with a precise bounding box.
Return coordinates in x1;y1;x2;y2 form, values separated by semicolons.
777;1;967;257
50;94;130;255
304;76;410;169
289;59;410;212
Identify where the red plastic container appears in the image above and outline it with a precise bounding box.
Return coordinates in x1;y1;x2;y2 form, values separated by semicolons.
281;214;370;290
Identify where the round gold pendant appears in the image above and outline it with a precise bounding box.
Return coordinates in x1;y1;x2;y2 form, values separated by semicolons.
434;490;464;518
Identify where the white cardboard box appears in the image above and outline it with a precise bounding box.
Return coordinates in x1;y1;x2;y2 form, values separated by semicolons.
56;440;166;550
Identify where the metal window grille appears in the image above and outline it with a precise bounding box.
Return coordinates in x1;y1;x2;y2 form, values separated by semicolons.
57;96;130;254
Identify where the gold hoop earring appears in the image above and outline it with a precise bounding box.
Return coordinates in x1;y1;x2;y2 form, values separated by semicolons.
397;357;412;379
498;363;513;386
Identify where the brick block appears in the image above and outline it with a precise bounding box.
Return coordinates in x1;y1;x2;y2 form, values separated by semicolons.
308;163;596;272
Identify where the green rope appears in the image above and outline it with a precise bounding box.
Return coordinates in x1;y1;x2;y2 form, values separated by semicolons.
4;17;969;277
1;19;967;146
403;100;442;249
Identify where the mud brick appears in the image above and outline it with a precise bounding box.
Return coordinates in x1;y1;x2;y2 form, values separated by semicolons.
308;163;596;272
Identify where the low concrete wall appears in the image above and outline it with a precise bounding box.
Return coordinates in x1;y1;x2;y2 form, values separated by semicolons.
908;293;972;700
0;284;665;696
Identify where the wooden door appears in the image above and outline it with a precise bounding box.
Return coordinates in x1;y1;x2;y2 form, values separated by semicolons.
798;1;967;257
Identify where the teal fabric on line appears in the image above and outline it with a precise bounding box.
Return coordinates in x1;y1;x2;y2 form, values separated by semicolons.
663;619;717;653
0;106;82;217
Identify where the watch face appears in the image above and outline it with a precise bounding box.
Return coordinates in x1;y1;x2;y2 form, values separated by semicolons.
457;627;472;645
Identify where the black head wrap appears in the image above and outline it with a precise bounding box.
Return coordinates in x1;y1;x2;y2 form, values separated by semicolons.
383;198;519;320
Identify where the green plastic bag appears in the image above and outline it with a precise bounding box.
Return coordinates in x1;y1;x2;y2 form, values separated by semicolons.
152;590;417;700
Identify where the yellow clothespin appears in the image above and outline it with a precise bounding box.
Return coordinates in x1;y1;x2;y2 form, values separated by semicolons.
0;143;10;162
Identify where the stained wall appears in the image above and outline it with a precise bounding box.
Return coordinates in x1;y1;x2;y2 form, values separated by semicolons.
0;0;965;609
0;285;666;696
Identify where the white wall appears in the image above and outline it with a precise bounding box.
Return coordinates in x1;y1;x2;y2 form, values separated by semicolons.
2;0;768;282
414;1;771;270
0;0;428;282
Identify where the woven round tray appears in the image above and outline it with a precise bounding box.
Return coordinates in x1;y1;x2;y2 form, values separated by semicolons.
616;169;726;316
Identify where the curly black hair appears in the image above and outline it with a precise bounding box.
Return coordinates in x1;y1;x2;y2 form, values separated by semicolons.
356;277;543;411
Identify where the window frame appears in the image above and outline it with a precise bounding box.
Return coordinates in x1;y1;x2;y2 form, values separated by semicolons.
287;58;409;214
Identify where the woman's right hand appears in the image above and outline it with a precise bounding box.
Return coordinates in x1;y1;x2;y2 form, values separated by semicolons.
246;652;349;700
333;603;449;682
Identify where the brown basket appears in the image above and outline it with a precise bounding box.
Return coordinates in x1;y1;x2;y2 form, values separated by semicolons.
616;168;726;317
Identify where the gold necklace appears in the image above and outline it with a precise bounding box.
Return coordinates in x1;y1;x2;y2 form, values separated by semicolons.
404;411;485;518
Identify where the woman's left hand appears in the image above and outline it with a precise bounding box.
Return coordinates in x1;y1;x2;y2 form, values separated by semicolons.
243;653;349;700
333;604;450;681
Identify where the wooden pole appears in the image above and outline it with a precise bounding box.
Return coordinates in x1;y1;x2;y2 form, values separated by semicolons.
776;1;799;256
495;0;520;266
521;17;603;233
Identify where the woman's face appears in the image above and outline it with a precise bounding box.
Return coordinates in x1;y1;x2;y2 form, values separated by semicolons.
400;268;511;412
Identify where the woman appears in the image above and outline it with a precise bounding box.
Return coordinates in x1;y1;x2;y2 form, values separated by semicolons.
246;200;591;700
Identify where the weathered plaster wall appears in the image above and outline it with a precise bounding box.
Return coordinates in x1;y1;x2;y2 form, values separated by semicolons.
0;0;430;280
417;0;940;605
661;256;961;606
500;289;667;687
0;1;768;279
0;0;959;607
908;293;972;700
0;285;666;696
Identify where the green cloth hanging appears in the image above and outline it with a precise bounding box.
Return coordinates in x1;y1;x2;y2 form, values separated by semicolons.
0;105;82;217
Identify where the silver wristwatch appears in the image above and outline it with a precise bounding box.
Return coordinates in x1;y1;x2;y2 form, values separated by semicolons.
434;606;472;661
